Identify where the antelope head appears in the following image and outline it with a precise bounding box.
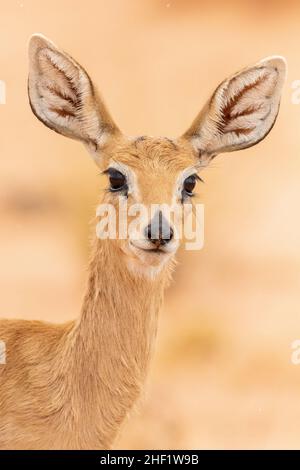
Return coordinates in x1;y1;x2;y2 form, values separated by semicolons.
28;34;286;276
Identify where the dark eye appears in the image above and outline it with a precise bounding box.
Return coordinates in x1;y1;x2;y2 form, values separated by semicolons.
183;174;197;196
107;168;127;192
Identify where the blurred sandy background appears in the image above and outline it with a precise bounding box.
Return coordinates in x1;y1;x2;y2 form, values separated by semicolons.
1;0;300;449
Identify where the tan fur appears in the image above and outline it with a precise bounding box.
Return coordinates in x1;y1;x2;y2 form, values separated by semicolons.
0;239;170;449
0;35;286;449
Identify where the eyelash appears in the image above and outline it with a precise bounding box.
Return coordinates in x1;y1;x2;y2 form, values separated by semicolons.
109;184;128;194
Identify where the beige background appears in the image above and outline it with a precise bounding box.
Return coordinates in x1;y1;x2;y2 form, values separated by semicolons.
1;0;300;449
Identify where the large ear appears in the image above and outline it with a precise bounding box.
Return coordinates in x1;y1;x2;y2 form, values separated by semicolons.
28;34;120;161
182;56;286;160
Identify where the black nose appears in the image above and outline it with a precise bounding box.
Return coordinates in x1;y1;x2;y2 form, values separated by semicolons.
145;211;174;247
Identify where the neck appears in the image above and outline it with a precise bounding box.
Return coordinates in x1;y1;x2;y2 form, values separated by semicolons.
64;238;171;448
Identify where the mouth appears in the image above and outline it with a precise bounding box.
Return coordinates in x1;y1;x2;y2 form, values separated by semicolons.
129;241;170;256
139;246;165;253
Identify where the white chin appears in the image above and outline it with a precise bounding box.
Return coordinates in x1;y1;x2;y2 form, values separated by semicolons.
123;242;176;277
131;243;171;265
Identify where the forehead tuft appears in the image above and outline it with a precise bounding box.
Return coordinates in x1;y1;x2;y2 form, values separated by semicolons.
110;136;196;172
